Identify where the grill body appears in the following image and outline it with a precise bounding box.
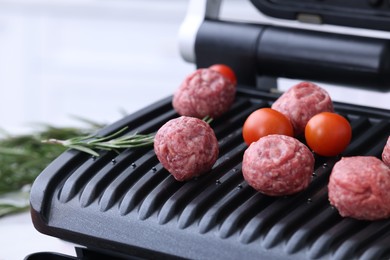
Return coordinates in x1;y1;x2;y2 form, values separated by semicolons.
30;87;390;260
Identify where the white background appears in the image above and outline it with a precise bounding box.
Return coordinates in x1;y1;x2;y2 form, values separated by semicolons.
0;0;389;259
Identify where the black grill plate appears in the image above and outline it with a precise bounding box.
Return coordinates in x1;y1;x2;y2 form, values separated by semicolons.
30;87;390;260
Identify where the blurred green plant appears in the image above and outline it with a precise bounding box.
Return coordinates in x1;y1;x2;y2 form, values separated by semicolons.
0;122;102;217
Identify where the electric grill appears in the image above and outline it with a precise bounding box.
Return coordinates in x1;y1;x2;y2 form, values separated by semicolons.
28;0;390;259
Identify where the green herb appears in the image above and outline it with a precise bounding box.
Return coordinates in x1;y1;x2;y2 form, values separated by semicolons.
0;124;100;217
42;116;213;157
0;203;30;216
0;187;30;216
42;127;155;157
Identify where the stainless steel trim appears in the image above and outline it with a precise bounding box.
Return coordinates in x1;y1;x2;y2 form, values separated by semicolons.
178;0;222;63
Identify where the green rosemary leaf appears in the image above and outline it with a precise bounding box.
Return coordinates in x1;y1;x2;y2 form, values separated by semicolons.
203;116;214;124
0;185;30;217
0;128;94;192
0;203;30;217
43;127;155;157
0;122;101;217
92;143;123;149
88;127;129;143
0;147;28;156
67;144;100;157
41;115;213;159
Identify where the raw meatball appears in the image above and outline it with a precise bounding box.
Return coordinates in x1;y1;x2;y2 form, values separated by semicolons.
154;116;219;181
382;136;390;167
328;156;390;220
242;135;314;196
271;81;334;135
172;68;236;119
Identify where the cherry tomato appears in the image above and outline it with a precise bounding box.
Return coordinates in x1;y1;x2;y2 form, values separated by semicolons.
242;108;294;145
305;112;352;157
209;64;237;85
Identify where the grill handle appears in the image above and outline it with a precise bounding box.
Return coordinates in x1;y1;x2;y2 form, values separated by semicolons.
194;19;390;91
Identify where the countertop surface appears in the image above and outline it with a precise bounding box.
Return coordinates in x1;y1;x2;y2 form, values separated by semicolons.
1;1;389;259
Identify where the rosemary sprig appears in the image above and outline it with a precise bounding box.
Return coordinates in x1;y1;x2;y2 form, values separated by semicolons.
42;127;155;157
41;116;213;157
0;186;30;216
0;203;30;216
0;125;98;217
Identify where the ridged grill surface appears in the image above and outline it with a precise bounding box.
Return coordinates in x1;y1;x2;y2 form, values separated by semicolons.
30;88;390;260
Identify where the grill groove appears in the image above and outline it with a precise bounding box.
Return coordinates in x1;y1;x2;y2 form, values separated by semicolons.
285;206;340;254
99;150;158;212
359;229;390;260
118;161;166;215
199;178;254;234
261;189;329;249
309;219;369;259
59;153;113;203
138;177;184;220
197;167;245;234
333;220;390;259
79;149;149;208
177;147;246;229
344;118;389;156
218;191;269;239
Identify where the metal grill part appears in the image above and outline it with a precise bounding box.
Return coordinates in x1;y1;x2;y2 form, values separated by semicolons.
30;87;390;260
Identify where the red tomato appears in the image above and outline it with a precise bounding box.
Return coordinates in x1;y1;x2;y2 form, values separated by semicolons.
209;64;237;85
305;112;352;157
242;108;294;145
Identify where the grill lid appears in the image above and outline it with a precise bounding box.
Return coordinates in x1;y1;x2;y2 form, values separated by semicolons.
179;0;390;91
30;88;390;259
194;19;390;91
250;0;390;31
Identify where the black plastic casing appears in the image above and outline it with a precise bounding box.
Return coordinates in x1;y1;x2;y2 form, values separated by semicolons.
250;0;390;31
195;20;390;91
